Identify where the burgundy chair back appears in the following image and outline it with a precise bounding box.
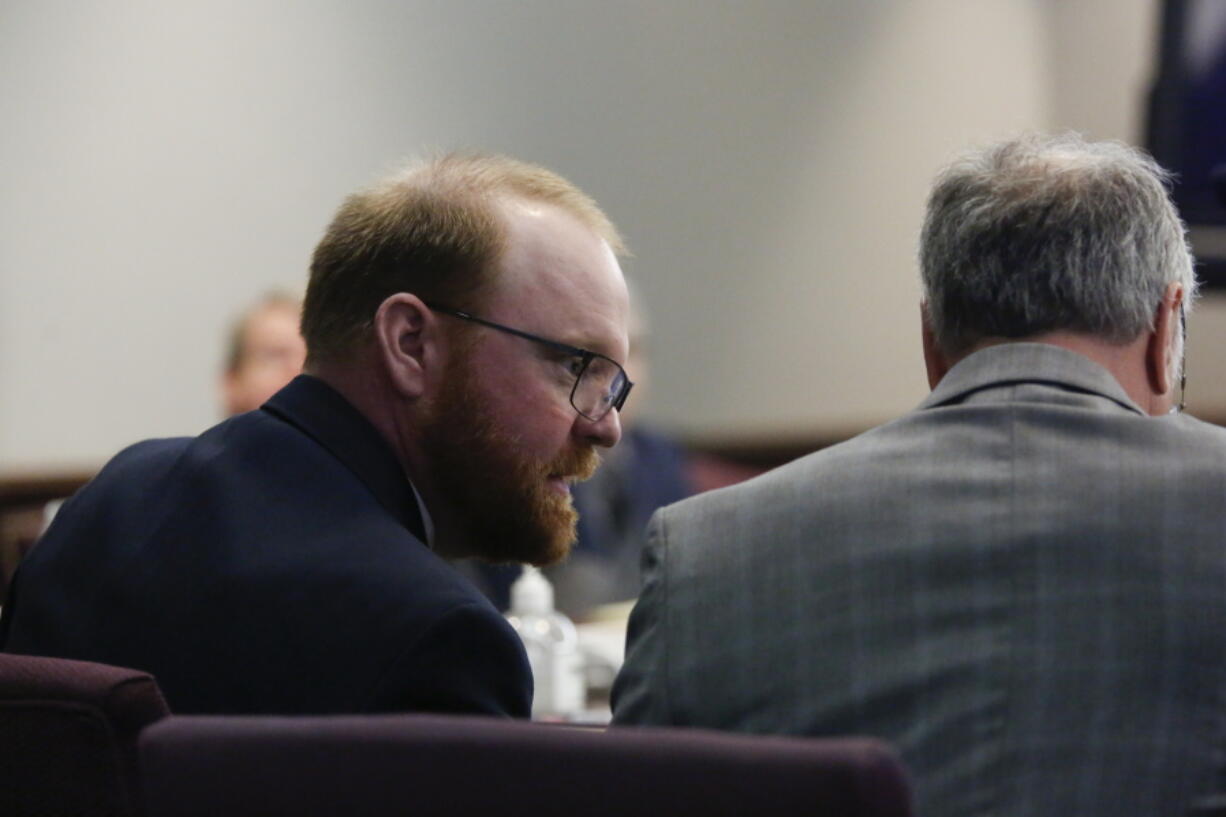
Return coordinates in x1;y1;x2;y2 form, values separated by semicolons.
0;652;170;817
141;714;912;817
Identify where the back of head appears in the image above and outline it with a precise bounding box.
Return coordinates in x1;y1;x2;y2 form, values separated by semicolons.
920;133;1196;358
301;153;624;365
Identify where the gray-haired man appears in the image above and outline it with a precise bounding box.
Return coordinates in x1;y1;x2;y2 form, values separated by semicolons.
612;134;1226;817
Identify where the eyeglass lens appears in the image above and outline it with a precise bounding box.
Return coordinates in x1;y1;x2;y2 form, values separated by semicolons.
573;356;628;420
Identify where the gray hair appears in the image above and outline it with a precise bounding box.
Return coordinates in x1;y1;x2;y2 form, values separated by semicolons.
919;132;1196;357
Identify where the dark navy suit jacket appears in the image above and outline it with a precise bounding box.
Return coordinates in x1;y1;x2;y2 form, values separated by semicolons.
0;375;532;717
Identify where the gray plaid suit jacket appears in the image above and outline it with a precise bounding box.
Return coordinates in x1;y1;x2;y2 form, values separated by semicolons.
612;343;1226;817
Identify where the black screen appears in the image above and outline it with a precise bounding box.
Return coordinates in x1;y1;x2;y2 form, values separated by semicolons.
1147;0;1226;285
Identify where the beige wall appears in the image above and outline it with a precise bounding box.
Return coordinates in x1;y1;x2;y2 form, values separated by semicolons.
3;0;1204;470
647;0;1051;439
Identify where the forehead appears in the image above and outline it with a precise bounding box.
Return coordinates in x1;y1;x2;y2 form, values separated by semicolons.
484;197;629;361
244;304;301;344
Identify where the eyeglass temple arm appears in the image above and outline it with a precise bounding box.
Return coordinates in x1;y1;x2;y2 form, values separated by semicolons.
430;305;590;358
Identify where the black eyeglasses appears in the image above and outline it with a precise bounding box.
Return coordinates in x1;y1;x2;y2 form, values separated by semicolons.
427;304;633;422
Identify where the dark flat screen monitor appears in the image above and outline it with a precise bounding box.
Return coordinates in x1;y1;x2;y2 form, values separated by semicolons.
1147;0;1226;286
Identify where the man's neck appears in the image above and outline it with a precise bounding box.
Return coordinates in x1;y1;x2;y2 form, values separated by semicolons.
305;355;457;552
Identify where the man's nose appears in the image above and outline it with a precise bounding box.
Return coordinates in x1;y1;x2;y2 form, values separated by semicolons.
577;408;622;448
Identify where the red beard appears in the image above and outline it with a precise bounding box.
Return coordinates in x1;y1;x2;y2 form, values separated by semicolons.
420;360;598;565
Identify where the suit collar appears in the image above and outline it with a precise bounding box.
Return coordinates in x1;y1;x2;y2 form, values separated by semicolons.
262;375;428;543
919;342;1146;416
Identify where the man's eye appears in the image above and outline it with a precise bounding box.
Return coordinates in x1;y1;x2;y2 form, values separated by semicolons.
564;356;586;377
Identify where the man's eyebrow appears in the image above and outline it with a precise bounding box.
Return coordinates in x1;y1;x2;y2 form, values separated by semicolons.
537;328;598;356
563;336;625;362
539;339;587;357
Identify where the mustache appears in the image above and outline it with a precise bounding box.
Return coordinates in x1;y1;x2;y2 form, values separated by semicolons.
548;446;601;483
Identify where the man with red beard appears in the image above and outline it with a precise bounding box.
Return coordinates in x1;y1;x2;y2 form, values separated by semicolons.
1;154;631;717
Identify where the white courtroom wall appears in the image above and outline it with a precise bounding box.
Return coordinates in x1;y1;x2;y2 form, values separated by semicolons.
0;0;1186;470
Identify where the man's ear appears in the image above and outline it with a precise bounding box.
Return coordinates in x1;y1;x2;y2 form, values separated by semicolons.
921;302;950;390
1145;281;1184;398
373;293;433;398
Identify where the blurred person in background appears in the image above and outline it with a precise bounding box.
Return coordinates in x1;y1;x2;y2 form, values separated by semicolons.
220;291;307;416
